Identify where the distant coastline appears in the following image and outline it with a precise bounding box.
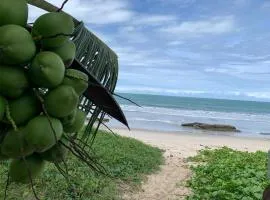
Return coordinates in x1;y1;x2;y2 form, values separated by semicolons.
116;92;270;103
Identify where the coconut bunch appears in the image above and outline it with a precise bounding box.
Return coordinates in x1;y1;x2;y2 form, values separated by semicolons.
0;0;90;184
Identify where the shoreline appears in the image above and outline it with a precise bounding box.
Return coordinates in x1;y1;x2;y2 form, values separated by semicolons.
111;126;269;138
106;119;270;139
110;127;270;157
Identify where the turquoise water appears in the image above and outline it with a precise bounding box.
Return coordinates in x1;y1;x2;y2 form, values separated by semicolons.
109;93;270;138
116;93;270;114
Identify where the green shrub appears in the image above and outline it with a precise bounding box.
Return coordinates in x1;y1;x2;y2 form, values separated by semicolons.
187;147;269;200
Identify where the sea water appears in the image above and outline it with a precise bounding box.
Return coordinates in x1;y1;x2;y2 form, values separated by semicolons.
107;93;270;138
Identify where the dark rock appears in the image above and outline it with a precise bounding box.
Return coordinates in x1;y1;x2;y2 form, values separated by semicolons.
181;122;240;132
259;132;270;135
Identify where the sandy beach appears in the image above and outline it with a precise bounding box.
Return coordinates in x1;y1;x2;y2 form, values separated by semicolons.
115;128;270;157
113;128;270;200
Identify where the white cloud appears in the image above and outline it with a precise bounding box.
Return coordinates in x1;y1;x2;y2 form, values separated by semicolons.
225;53;270;61
159;16;235;36
167;40;185;46
132;14;177;26
157;0;196;7
114;13;178;43
115;86;206;95
117;26;149;43
224;40;243;48
29;1;176;26
112;46;177;67
87;29;113;44
261;1;270;9
204;68;230;74
245;92;270;99
233;0;250;6
116;86;270;100
28;5;46;22
28;0;133;24
28;1;270;101
204;60;270;82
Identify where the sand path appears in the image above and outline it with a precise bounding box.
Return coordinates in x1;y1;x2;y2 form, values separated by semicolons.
114;128;270;200
122;148;191;200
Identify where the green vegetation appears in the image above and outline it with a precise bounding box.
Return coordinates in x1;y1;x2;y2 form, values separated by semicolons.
187;147;269;200
0;131;164;199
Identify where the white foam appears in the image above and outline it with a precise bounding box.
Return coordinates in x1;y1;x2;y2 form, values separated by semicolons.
120;104;270;123
129;117;178;124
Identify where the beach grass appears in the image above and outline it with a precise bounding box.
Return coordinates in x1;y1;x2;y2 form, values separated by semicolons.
0;131;164;200
186;147;269;200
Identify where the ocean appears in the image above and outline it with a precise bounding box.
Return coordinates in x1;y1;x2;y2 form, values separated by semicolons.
107;93;270;138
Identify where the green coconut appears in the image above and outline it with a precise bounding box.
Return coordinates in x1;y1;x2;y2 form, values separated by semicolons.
0;25;36;65
9;154;45;183
32;12;74;49
61;109;77;126
7;92;41;126
1;128;34;158
44;85;79;118
0;96;6;121
8;93;42;126
64;109;87;133
0;65;29;98
62;69;89;95
0;151;8;161
50;40;76;67
24;116;63;153
29;51;65;88
0;0;28;27
40;137;69;163
0;143;9;161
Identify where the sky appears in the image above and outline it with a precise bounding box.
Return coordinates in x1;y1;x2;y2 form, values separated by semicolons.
29;0;270;101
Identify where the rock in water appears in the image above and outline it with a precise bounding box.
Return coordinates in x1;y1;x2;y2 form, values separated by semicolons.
9;154;45;183
1;129;34;158
0;0;28;27
62;69;89;95
0;96;6;121
32;12;74;49
50;40;76;67
0;25;36;65
0;65;29;98
63;109;86;133
44;85;79;118
24;116;63;152
29;51;65;88
8;92;41;125
181;122;240;132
